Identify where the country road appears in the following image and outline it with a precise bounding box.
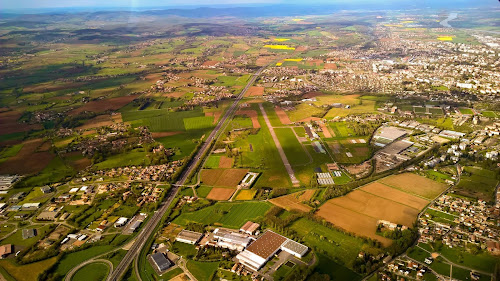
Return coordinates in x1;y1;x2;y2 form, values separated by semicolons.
106;65;267;281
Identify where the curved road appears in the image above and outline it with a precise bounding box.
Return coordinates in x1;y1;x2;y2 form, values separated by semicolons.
65;259;113;281
107;66;267;281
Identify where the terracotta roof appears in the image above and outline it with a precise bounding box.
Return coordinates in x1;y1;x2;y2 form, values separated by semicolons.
245;231;287;259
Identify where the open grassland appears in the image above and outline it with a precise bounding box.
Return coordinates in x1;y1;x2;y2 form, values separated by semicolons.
235;110;260;128
378;173;448;199
286;103;325;122
173;201;271;229
204;155;221;169
54;245;116;277
233;104;291;188
269;190;316;212
314;254;362;281
0;257;57;281
275;128;309;166
183;116;215;130
71;262;110;281
291;218;380;268
187;261;220;281
316;174;442;246
328;140;372;164
456;166;499;201
206;187;236;201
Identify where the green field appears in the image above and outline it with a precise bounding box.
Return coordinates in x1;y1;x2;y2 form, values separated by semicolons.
20;156;75;187
0;225;53;247
205;155;221;168
184;116;215;130
233;104;291;188
275;127;309;166
329;140;371;164
157;129;207;160
482;111;497;118
459;108;474;115
173;201;271;229
196;186;213;197
187;261;220;280
314;253;362;281
54;245;115;277
329;122;355;139
0;144;23;164
161;267;183;279
290;218;378;268
71;262;109;281
456;166;499;201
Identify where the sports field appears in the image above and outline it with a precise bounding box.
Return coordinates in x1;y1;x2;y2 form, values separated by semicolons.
316;173;443;246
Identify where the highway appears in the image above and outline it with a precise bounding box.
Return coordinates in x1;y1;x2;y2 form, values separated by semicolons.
107;66;266;281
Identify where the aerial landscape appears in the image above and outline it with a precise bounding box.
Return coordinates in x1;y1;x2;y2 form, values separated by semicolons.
0;0;499;280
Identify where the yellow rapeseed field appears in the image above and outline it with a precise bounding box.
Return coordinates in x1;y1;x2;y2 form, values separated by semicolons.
264;45;295;50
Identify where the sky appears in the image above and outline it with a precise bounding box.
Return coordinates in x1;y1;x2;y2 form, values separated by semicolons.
0;0;422;10
0;0;490;11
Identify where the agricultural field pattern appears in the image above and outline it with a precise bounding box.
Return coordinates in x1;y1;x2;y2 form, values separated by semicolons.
0;1;499;281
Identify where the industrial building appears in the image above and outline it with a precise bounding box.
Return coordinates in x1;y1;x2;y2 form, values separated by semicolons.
150;252;172;272
236;230;308;271
176;230;203;245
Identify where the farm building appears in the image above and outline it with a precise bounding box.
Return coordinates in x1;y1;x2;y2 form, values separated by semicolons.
114;217;128;227
236;230;308;271
150;252;172;272
240;221;260;235
40;186;52;194
129;221;142;232
327;163;340;171
37;210;59;221
0;244;13;258
176;230;203;245
317;173;334;185
9;192;25;203
22;203;41;210
22;228;37;239
0;175;19;191
239;172;259;188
